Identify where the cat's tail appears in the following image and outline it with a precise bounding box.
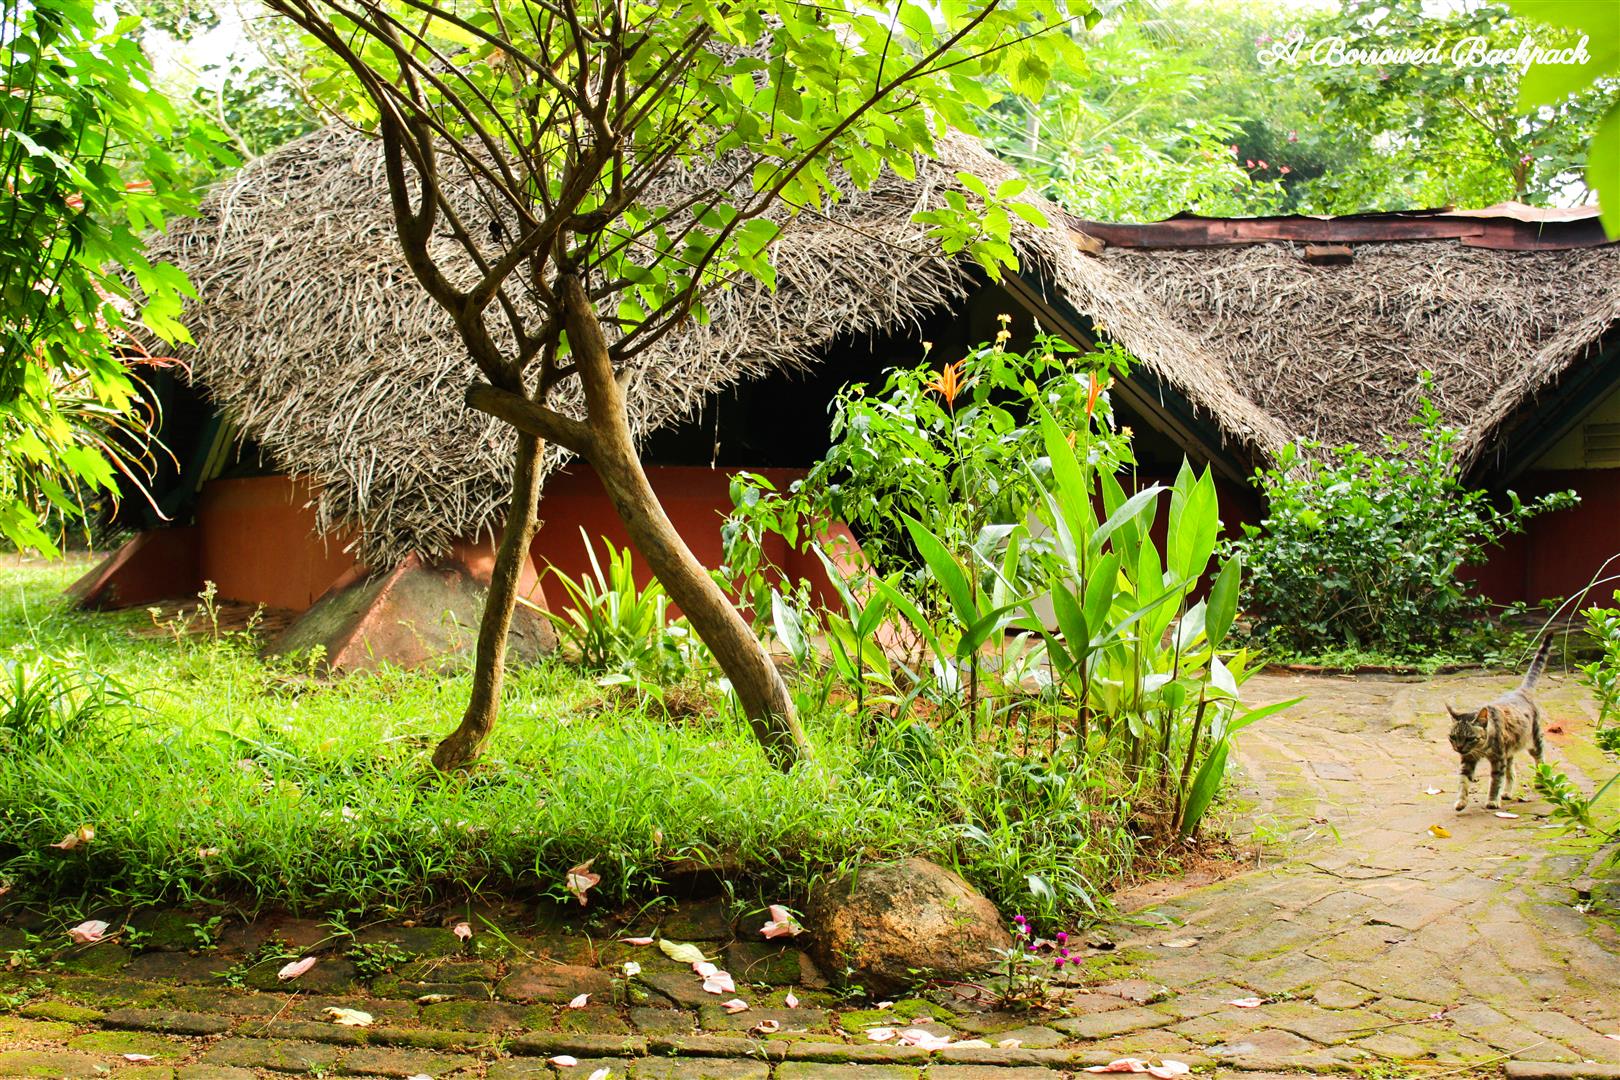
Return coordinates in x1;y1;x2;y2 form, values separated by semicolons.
1521;635;1554;691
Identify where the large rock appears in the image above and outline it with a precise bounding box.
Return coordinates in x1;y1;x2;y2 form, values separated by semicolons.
803;857;1012;996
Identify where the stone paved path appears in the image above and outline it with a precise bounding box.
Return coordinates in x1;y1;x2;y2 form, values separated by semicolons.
1;672;1617;1080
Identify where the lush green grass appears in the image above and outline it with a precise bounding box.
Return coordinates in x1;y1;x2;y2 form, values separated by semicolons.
0;560;1141;925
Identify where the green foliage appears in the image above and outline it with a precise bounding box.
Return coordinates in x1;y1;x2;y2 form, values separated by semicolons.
726;331;1132;623
276;0;1075;360
1231;385;1576;658
1579;591;1620;738
0;561;1140;924
726;335;1296;895
346;940;408;979
977;0;1617;223
1533;761;1614;834
541;531;712;689
0;646;140;755
979;8;1295;220
1292;0;1616;212
1507;0;1620;237
1;0;229;552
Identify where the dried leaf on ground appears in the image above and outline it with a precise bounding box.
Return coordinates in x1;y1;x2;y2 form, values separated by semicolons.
323;1007;373;1026
659;940;708;965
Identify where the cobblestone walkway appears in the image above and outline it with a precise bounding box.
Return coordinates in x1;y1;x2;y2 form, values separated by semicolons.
1;673;1617;1080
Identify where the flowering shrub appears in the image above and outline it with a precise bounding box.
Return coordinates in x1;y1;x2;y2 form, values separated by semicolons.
995;912;1079;1006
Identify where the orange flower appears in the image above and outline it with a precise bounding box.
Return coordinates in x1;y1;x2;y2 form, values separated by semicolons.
1085;372;1113;417
925;359;970;407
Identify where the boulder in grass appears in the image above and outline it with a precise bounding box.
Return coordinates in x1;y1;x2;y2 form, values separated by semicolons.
803;857;1012;996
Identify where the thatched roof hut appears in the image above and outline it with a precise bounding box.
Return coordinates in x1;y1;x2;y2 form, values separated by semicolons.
1067;210;1620;476
132;124;1619;607
142;125;1269;568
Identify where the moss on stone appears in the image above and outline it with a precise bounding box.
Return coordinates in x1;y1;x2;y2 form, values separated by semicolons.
69;1029;185;1059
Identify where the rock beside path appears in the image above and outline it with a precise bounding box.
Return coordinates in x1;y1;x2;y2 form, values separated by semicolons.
804;856;1011;996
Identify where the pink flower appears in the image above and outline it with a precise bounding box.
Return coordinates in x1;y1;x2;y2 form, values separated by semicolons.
452;922;472;942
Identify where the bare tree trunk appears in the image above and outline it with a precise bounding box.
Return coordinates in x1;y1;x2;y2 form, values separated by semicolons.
432;431;545;771
562;277;812;769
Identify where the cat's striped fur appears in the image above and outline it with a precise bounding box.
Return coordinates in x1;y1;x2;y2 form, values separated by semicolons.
1447;637;1550;812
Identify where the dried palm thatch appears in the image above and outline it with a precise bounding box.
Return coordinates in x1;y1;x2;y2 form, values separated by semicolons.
141;125;1267;566
1078;240;1620;469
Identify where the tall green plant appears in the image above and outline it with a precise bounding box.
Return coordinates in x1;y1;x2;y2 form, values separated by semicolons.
2;0;226;551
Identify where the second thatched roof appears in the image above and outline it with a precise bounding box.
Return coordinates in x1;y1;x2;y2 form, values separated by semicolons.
1068;209;1620;471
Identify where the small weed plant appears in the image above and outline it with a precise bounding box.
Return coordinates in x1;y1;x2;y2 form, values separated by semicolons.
1230;381;1575;660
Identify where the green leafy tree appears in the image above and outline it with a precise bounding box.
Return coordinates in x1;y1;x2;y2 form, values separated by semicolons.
1;0;228;552
261;0;1082;770
979;11;1294;220
1508;0;1620;237
1290;0;1617;212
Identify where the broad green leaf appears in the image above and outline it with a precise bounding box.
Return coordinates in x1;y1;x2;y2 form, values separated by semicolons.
1206;554;1242;648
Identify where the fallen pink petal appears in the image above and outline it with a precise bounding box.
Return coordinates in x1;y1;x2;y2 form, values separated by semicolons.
67;920;109;945
277;957;317;981
621;936;654;946
694;960;719;977
867;1027;897;1042
1087;1059;1151;1073
1147;1062;1191;1079
1228;997;1264;1008
759;903;804;939
121;1054;155;1062
784;991;799;1009
702;971;736;994
567;993;590;1008
548;1056;579;1066
50;825;95;851
452;921;473;940
753;1018;781;1033
565;860;601;906
721;998;749;1013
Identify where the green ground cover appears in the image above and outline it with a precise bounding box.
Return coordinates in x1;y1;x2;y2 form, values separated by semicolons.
0;559;1145;925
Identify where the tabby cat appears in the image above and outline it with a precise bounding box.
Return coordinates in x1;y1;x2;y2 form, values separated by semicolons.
1447;636;1550;812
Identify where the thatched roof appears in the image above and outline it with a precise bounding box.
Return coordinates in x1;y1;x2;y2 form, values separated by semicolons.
1066;212;1620;471
148;124;1620;567
142;125;1268;565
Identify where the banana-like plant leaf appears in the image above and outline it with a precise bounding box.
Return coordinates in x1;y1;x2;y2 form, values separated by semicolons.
902;513;977;627
1180;740;1230;837
1206;553;1242;648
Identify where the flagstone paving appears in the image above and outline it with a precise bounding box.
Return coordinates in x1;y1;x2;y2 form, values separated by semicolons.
1;671;1617;1079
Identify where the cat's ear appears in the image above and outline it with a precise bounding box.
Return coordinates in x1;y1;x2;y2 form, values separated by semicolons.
1475;707;1493;725
1446;702;1469;720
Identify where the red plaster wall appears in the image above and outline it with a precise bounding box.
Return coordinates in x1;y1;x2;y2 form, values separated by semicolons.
195;476;359;611
1466;468;1620;606
530;464;854;610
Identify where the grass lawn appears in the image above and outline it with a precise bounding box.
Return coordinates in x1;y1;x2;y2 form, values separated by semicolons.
0;559;1146;926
